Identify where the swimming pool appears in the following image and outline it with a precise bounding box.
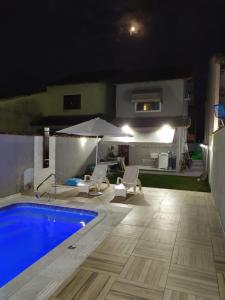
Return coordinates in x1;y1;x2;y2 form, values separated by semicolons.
0;203;97;288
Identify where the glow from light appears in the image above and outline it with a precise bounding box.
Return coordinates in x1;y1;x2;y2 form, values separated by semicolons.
122;124;134;135
157;124;175;143
80;137;87;148
200;144;208;149
80;221;85;227
130;26;136;33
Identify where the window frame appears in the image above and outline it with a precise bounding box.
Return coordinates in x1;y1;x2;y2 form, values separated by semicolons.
134;100;161;113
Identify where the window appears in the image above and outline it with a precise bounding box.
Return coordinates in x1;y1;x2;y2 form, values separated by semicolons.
132;89;162;113
135;100;161;112
64;95;81;110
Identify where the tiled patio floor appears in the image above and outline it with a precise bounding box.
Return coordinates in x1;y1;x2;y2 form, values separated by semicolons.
49;188;225;300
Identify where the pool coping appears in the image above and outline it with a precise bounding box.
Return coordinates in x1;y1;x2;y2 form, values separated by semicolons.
0;195;131;299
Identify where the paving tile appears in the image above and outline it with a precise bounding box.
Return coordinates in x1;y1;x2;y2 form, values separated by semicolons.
172;244;215;273
217;272;225;300
95;235;137;257
43;189;223;299
51;268;115;300
182;196;207;207
212;237;225;256
133;239;173;262
112;224;145;239
121;211;154;227
121;207;155;226
177;222;211;246
141;228;176;245
209;221;223;237
163;288;219;300
81;251;128;275
167;265;219;298
149;212;180;231
159;204;181;215
120;255;169;290
181;207;209;224
214;255;225;272
106;280;164;300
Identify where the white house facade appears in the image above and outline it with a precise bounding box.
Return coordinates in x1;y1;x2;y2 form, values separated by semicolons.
100;78;192;172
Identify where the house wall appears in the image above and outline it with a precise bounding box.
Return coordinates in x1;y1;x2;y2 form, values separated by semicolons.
0;92;48;134
116;79;187;118
209;127;225;229
0;134;34;197
45;83;114;117
101;126;185;171
0;82;115;134
55;136;96;182
129;143;177;165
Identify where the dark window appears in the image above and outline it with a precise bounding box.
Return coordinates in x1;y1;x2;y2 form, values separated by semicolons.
64;95;81;110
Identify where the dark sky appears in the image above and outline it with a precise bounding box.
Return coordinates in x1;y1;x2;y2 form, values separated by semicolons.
1;0;225;95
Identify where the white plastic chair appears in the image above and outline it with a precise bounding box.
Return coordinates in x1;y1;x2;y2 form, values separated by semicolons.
114;166;142;198
77;165;110;194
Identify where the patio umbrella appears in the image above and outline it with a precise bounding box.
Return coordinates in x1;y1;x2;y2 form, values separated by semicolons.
56;117;131;165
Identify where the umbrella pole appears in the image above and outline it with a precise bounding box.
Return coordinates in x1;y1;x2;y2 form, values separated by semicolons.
95;136;99;165
89;135;103;196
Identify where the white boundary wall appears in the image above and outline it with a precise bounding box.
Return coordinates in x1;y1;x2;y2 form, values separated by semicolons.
0;134;34;197
56;136;96;182
209;127;225;228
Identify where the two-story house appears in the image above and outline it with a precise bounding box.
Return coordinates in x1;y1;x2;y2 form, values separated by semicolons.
0;69;192;175
101;77;192;172
0;71;115;134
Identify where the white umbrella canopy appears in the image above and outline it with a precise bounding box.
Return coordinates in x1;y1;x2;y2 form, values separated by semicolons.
56;117;130;165
56;117;128;137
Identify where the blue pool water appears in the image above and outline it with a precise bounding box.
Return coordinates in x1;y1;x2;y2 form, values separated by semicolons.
0;203;97;288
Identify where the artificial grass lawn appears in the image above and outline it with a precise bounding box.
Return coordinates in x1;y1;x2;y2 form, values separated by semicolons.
109;173;210;192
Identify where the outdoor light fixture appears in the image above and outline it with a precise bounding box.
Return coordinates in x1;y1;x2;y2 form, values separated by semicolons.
122;124;134;135
157;124;175;143
200;144;208;149
80;137;87;148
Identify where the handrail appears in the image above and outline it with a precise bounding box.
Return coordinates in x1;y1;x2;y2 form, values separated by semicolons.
36;173;55;191
36;173;56;201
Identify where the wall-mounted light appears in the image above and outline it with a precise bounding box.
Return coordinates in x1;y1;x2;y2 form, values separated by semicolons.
122;124;134;135
80;137;87;148
200;144;208;149
157;124;175;143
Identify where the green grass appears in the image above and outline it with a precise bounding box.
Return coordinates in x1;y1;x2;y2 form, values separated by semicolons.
109;173;210;193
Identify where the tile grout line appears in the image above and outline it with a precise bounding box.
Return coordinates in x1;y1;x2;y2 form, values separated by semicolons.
162;201;181;299
208;198;224;300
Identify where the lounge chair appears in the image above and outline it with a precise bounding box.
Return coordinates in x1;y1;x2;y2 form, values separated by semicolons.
77;164;110;194
114;166;142;198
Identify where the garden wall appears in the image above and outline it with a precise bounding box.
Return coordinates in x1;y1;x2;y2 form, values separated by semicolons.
55;136;96;182
209;127;225;228
0;134;34;197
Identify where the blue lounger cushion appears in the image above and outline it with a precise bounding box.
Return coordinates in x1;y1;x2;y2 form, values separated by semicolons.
64;178;81;186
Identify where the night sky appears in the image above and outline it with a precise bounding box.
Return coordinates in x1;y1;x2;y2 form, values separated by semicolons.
1;0;225;138
1;0;225;91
